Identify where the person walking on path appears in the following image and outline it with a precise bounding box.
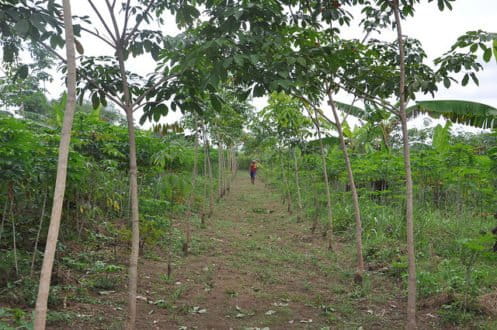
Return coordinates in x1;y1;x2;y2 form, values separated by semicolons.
249;160;258;184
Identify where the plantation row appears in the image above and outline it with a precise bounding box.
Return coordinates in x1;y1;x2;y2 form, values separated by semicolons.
1;0;497;328
247;92;497;325
0;103;246;322
2;91;497;326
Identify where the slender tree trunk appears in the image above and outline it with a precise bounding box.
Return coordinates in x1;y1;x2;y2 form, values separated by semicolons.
31;190;48;276
34;1;77;327
204;130;214;217
201;133;208;225
311;186;319;234
392;1;416;328
225;147;231;193
381;125;390;152
222;146;226;195
111;25;140;330
166;224;173;278
327;91;365;275
292;147;303;222
124;109;140;330
225;148;230;193
279;153;292;214
232;148;238;176
10;199;18;276
183;127;199;255
0;199;8;244
217;144;223;199
306;105;334;249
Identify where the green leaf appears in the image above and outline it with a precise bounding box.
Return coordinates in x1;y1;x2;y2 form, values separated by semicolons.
443;77;450;88
461;74;469;86
210;94;222;111
493;39;497;63
233;55;244;66
296;57;306;66
470;72;479;86
30;13;46;32
14;19;29;35
16;65;29;80
91;93;100;109
3;44;15;63
253;84;266;97
483;48;492;62
437;0;444;11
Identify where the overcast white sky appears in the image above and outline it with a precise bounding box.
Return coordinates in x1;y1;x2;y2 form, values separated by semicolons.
45;0;496;128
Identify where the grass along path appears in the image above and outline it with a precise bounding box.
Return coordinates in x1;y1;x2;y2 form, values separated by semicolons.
56;173;447;329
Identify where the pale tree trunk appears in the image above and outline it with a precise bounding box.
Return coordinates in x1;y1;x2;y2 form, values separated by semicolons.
10;199;18;276
392;0;416;328
123;100;139;330
0;199;7;244
306;105;334;249
207;147;214;215
222;146;226;196
183;127;199;255
31;190;48;276
34;1;77;327
279;152;292;214
204;128;214;217
201;132;208;225
232;148;238;176
225;147;231;194
217;144;223;199
327;91;364;276
292;147;303;222
224;148;230;193
110;20;140;330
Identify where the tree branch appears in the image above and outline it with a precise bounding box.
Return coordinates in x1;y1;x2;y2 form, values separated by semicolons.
123;0;156;46
37;41;126;109
87;0;117;44
289;92;337;127
121;0;132;41
105;0;122;43
336;79;399;115
38;41;66;62
79;26;115;48
131;74;177;110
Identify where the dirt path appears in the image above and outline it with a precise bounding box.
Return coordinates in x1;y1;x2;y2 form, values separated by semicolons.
129;174;408;329
60;174;425;329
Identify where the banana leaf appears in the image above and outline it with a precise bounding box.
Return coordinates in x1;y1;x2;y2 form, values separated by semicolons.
407;100;497;129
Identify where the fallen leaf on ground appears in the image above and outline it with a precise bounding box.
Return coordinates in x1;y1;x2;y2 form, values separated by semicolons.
191;306;207;314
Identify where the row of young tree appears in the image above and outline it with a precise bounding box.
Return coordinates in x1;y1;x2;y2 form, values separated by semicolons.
0;95;247;323
1;0;496;328
246;91;497;325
